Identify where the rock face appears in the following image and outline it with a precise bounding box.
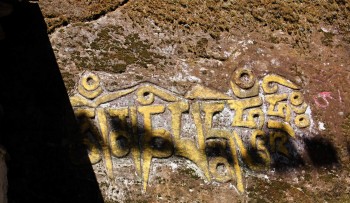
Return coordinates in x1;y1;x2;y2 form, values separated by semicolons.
36;0;350;202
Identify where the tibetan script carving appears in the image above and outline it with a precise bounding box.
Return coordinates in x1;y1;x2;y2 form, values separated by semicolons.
69;68;312;193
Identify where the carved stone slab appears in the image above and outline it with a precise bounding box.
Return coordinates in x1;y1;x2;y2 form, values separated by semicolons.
69;69;313;197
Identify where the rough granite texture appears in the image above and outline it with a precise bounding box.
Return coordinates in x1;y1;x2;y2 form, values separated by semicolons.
36;0;350;202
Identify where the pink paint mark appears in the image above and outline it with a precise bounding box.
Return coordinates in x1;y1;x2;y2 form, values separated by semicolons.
319;92;333;98
313;92;333;108
338;90;342;103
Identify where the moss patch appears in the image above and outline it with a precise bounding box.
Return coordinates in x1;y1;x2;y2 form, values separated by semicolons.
68;25;165;73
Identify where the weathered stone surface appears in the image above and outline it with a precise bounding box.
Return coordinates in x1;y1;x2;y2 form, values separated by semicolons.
36;0;350;202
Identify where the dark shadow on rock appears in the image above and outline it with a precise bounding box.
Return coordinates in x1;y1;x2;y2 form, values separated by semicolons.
304;137;339;167
0;1;103;202
204;131;305;173
233;131;305;172
270;135;305;171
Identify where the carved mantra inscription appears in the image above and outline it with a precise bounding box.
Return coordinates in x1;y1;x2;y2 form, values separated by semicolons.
70;68;311;193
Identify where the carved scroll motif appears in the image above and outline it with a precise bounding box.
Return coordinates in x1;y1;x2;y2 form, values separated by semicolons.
230;68;259;98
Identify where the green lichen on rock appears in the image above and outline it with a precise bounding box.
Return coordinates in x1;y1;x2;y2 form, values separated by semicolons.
52;21;168;93
126;0;350;51
87;32;164;72
178;167;200;180
39;0;126;33
57;23;165;74
321;31;335;46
